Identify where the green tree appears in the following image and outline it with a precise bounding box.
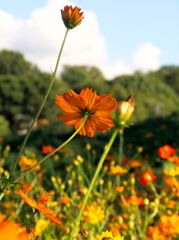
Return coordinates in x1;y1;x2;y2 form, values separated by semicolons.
0;50;69;131
158;66;179;94
61;65;108;92
0;115;10;136
0;50;32;75
111;71;179;121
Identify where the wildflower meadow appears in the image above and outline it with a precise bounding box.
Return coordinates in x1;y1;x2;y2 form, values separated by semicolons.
0;4;179;240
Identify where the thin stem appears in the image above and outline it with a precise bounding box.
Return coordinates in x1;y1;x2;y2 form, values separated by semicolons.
69;129;118;240
119;129;124;165
143;204;149;238
15;115;88;181
0;190;5;201
0;180;10;201
150;182;159;199
24;210;38;227
10;28;69;176
77;164;90;186
116;129;124;185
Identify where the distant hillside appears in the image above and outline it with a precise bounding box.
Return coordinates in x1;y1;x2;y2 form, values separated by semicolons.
0;50;179;135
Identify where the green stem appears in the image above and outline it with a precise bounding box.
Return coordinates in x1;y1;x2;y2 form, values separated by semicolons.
119;129;124;165
15;115;88;181
0;180;10;201
77;164;90;186
24;210;38;227
150;182;159;199
0;190;5;201
143;203;149;238
116;129;124;185
69;129;118;240
10;28;69;176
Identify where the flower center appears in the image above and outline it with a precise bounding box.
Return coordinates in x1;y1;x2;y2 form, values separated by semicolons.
80;108;93;118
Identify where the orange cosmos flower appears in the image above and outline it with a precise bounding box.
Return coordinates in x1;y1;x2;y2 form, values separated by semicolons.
18;156;40;172
158;145;175;159
124;196;144;206
139;169;156;186
123;159;141;168
108;165;128;176
115;185;124;193
55;88;118;137
129;160;141;168
147;226;171;240
60;196;70;206
61;5;84;29
17;189;62;225
164;177;178;188
41;145;56;155
168;155;179;164
158;214;179;237
0;220;30;240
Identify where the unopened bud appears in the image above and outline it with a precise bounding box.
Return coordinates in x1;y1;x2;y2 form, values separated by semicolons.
131;176;135;185
86;143;91;151
144;198;149;205
77;155;83;163
61;5;84;29
129;221;134;229
114;96;134;128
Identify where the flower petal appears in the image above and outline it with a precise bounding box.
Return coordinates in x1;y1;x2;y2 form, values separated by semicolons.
59;112;81;126
38;206;63;225
17;189;37;209
80;88;97;109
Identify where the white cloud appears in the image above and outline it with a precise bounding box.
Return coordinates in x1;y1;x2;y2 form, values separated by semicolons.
0;0;161;79
132;43;161;72
0;10;21;48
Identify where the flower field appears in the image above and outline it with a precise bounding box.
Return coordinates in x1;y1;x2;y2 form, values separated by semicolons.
1;131;179;239
0;4;179;240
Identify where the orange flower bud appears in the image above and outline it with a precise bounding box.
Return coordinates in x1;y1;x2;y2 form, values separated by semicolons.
61;5;84;29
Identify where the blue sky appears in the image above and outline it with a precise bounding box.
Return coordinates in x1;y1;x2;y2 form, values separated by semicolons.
80;0;179;66
0;0;178;77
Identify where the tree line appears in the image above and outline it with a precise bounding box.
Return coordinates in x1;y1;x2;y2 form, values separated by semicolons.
0;50;179;136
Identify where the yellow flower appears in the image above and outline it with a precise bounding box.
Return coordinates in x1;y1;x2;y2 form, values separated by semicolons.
18;156;40;171
0;167;9;179
108;165;127;176
91;230;124;240
83;204;105;224
48;200;58;207
33;219;49;236
163;166;179;176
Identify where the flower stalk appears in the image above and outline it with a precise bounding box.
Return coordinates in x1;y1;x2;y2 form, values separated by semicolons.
10;28;69;177
119;128;124;165
15;115;88;181
69;128;118;240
